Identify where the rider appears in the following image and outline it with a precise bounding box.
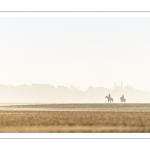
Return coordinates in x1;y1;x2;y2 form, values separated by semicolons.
108;93;111;98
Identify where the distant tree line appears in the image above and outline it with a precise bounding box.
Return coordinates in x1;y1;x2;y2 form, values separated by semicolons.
0;84;149;103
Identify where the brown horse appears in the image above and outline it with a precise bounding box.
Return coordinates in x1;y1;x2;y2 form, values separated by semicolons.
105;96;113;103
120;96;126;103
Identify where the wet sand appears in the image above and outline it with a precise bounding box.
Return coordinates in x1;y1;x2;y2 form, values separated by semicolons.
1;103;150;112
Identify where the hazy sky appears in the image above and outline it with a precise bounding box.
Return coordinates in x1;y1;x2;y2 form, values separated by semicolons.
0;17;150;90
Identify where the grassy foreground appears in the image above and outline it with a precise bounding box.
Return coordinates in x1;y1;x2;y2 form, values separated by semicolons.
0;111;150;132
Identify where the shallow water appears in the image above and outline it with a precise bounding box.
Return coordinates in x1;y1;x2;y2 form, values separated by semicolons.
1;103;150;112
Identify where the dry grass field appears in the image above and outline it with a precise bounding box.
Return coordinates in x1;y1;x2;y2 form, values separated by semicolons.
0;104;150;132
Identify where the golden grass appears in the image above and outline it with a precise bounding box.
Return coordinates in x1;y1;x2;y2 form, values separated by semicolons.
0;111;150;132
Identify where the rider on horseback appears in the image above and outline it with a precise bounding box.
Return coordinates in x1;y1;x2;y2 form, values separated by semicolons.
121;95;125;99
120;94;126;103
105;94;113;103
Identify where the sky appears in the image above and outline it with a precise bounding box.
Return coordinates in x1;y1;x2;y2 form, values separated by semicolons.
0;17;150;91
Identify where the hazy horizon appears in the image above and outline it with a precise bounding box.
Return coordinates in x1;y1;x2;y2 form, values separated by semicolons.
0;83;149;103
1;17;150;103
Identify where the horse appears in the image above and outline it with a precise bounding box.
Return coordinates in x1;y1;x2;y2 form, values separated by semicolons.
120;97;126;103
105;96;113;103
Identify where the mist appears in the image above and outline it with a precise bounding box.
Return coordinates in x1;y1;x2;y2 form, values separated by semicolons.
0;83;149;103
0;17;150;103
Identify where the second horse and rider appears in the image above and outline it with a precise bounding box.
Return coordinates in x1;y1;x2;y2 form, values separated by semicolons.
105;93;126;103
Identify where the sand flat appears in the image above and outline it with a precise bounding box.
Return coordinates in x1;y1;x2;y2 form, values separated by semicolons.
1;103;150;132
